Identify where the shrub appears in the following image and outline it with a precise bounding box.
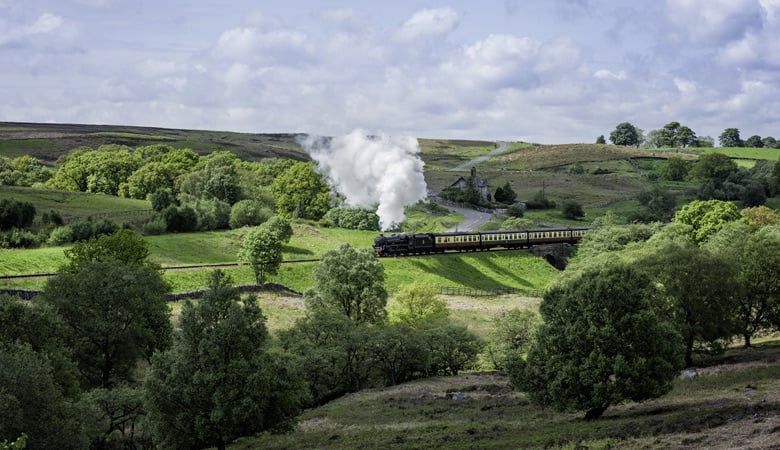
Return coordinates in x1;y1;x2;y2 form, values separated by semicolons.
142;217;167;235
423;324;482;376
48;226;75;245
387;283;449;329
182;198;231;231
568;164;585;175
0;199;35;230
368;325;429;385
0;229;42;248
321;207;380;230
161;206;198;232
501;217;533;229
485;309;541;371
229;199;272;229
506;203;525;218
658;157;691;181
149;189;177;212
261;215;293;243
526;190;556;210
41;210;64;227
561;200;585;220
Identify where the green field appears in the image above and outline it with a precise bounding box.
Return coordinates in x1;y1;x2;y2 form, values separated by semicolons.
700;146;780;160
234;339;780;449
0;186;152;223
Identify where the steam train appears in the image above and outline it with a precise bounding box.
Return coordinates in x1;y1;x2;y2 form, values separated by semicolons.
373;227;589;257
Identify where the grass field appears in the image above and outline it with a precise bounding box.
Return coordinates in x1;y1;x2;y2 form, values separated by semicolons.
0;186;152;223
233;339;780;449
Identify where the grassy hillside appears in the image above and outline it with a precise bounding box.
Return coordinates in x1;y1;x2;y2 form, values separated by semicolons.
234;339;780;449
0;186;153;223
0;122;308;162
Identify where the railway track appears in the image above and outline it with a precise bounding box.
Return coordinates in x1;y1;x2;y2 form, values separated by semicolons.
0;247;540;281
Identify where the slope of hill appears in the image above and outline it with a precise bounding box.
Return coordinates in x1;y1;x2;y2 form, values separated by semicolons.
0;122;308;162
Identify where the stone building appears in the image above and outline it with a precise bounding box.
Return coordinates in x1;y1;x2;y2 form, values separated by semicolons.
449;167;491;201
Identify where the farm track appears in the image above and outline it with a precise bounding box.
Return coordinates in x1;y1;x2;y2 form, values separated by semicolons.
0;248;540;280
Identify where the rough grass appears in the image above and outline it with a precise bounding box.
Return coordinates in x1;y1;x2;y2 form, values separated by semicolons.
233;339;780;449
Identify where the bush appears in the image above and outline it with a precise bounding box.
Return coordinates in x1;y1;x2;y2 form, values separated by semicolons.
41;210;64;227
568;164;585;175
368;325;429;386
561;200;584;220
0;199;35;230
501;217;533;230
658;157;691;181
485;309;541;371
142;217;167;235
423;324;482;376
161;205;198;232
506;203;525;218
387;283;449;329
526;190;556;210
182;198;231;231
0;229;43;248
321;207;380;230
149;189;177;212
48;226;75;245
229;199;272;229
261;215;293;243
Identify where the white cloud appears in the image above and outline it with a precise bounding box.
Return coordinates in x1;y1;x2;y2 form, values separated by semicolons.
395;8;459;42
594;69;627;80
665;0;763;44
215;27;311;64
0;12;64;46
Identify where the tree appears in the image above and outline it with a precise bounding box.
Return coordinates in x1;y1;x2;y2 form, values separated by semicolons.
641;243;736;366
238;227;282;285
646;128;675;148
271;162;331;220
79;386;151;449
673;199;741;243
741;205;779;230
321;207;380;230
689;153;739;185
693;136;715;147
149;188;177;211
0;199;35;230
514;263;683;419
676;125;696;147
0;344;87;449
719;128;742;147
706;224;780;347
178;151;242;204
47;146;141;195
144;271;307;450
423;324;482;376
42;261;171;387
306;244;387;324
388;283;449;329
494;182;517;204
745;135;763;148
368;324;429;386
0;296;80;397
635;186;676;222
595;135;606;144
742;181;767;207
609;122;642;146
229;199;272;229
262;215;293;243
762;136;777;149
561;200;584;220
658;157;692;181
485;308;540;371
63;229;153;272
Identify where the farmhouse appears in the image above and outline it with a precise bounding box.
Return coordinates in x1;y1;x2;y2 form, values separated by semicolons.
449;167;491;201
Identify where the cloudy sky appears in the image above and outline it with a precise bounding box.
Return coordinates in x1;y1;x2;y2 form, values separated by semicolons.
1;0;779;143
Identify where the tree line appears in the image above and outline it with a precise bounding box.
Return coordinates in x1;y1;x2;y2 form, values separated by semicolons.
604;122;780;149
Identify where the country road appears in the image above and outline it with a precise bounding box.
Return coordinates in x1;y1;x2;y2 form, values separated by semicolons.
438;202;493;232
450;140;509;172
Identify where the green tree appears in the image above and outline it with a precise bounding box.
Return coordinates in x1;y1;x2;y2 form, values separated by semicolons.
42;261;171;387
636;186;676;222
423;324;482;376
262;215;293;243
641;243;736;365
609;122;642;147
762;136;777;149
675;125;696;147
744;135;763;148
494;182;517;204
706;224;780;347
368;324;429;385
514;263;683;419
595;135;606;144
658;157;692;181
0;344;87;449
0;199;35;230
306;244;387;324
238;227;282;285
79;386;151;449
178;151;242;204
271;162;331;220
388;283;449;329
63;229;153;272
47;146;141;195
689;153;739;185
673;199;741;243
719;128;742;147
0;296;80;397
229;199;272;229
149;188;177;211
695;136;715;147
485;308;540;371
144;271;307;450
740;205;779;230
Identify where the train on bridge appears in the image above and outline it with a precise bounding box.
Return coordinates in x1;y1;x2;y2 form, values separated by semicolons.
373;227;589;257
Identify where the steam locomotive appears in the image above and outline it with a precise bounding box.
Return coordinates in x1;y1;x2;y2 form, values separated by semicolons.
373;227;588;257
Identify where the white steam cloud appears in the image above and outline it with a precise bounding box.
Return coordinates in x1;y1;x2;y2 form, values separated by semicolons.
302;130;428;230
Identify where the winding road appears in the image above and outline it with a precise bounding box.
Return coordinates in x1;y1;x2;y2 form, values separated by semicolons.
450;140;509;172
441;203;493;232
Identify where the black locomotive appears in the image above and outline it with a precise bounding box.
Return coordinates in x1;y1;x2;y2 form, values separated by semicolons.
373;227;588;257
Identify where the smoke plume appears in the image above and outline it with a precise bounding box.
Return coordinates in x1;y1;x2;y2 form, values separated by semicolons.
302;130;428;230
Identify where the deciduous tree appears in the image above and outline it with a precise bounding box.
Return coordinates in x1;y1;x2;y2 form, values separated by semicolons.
238;227;282;285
